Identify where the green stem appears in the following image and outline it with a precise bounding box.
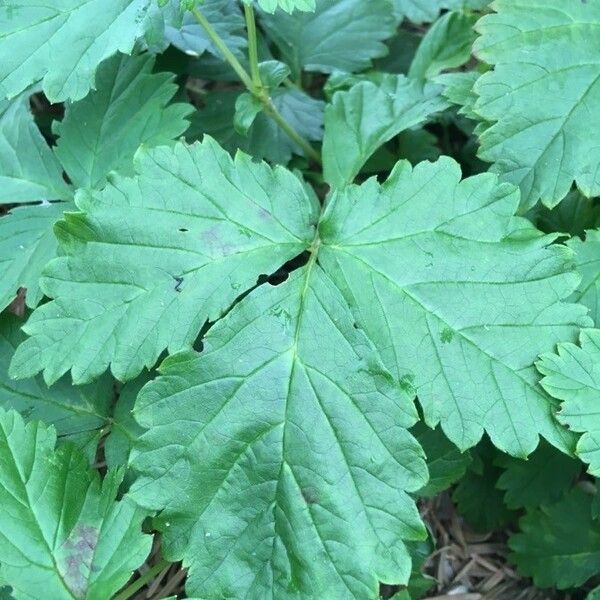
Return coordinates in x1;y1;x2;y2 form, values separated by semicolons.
244;4;262;90
191;5;321;165
113;559;171;600
191;7;254;91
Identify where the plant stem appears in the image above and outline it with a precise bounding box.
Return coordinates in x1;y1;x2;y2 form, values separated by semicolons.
244;4;262;90
113;558;171;600
191;7;254;91
191;5;321;165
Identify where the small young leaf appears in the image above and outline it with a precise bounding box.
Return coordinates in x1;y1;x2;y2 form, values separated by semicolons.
130;266;427;598
474;0;600;208
322;76;448;187
53;54;193;190
0;408;152;599
0;203;68;311
0;0;152;102
408;11;477;81
244;0;315;13
510;487;600;589
319;158;589;455
258;0;397;77
434;71;481;121
538;329;600;476
0;98;71;203
10;139;317;384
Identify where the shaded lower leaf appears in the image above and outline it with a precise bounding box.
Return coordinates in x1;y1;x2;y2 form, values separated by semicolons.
509;487;600;589
130;265;427;598
0;408;152;600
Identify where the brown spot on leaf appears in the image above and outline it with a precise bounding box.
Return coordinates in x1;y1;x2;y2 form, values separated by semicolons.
60;524;99;599
301;487;319;505
8;287;26;317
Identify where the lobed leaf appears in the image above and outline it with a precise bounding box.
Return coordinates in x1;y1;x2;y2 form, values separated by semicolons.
474;0;600;208
0;408;152;599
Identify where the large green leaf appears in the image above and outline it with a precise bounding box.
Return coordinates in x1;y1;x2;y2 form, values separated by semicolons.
569;230;600;326
0;313;112;461
0;202;67;311
0;408;152;599
473;0;600;209
319;158;589;455
538;329;600;476
322;76;448;188
0;97;71;203
509;487;600;589
258;0;397;77
130;265;427;598
0;0;151;102
53;54;192;190
10;139;317;384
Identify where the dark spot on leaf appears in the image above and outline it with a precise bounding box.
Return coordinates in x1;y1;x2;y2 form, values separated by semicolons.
441;327;454;343
301;487;319;504
61;524;99;599
399;373;415;393
173;276;184;292
179;228;188;232
353;322;359;329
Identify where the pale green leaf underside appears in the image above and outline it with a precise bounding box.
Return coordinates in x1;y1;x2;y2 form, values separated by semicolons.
320;158;589;455
569;230;600;326
0;97;71;203
0;408;151;600
0;203;68;312
509;488;600;589
393;0;488;24
10;139;316;385
0;0;151;102
0;313;112;460
322;76;448;188
130;265;427;599
54;54;192;189
258;0;397;77
247;0;315;13
473;0;600;209
538;328;600;476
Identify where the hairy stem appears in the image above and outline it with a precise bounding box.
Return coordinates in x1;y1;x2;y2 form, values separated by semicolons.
244;4;262;90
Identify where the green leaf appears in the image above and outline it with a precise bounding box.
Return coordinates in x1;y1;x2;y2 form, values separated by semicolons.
408;11;477;80
319;158;589;455
0;1;152;102
412;423;471;497
569;230;600;326
0;202;67;311
191;89;324;164
322;76;448;188
0;312;113;461
393;0;489;24
0;408;152;599
10;139;317;384
538;329;600;476
509;487;600;589
130;265;427;598
495;440;582;510
258;0;397;77
589;587;600;600
453;441;515;532
0;97;71;203
434;71;482;122
534;191;600;238
473;0;600;209
245;0;315;13
53;54;192;190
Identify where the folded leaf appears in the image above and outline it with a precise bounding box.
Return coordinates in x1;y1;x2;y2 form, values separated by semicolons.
474;0;600;208
319;158;589;455
538;329;600;476
10;139;317;384
131;265;427;598
0;98;71;204
54;54;192;189
322;76;448;188
0;408;152;599
510;487;600;589
0;0;152;102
